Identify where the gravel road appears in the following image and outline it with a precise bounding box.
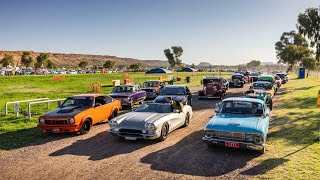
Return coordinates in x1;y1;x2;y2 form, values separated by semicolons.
0;84;262;179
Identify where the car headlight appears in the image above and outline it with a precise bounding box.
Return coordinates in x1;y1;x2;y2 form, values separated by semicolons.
69;118;75;124
253;134;264;144
145;123;156;130
39;118;45;124
109;120;118;128
245;134;254;141
204;130;213;137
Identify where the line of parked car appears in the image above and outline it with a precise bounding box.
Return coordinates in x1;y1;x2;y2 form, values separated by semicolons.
37;72;288;154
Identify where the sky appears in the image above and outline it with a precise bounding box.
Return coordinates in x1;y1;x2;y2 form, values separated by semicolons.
0;0;319;65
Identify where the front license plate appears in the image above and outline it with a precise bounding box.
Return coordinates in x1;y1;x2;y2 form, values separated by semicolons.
225;142;239;148
125;137;137;141
52;128;60;133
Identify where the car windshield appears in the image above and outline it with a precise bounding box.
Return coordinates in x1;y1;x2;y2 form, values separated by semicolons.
253;83;272;89
219;101;263;116
143;82;159;87
258;77;273;83
160;87;185;95
232;75;243;79
135;103;172;113
61;97;94;107
251;73;259;76
112;86;134;93
203;79;220;84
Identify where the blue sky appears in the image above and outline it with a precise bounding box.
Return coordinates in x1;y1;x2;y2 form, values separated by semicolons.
0;0;318;65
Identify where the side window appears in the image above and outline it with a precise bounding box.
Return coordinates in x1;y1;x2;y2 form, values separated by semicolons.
95;96;106;105
104;96;113;104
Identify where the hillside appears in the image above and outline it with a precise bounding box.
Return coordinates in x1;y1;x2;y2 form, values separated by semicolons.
0;51;170;68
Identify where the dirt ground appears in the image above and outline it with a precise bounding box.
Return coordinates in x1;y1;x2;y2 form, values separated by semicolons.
0;85;263;180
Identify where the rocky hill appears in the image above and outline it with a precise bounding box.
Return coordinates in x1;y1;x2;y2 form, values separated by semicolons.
0;51;170;68
198;62;213;67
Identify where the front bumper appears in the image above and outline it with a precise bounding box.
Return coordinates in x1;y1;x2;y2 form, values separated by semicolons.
109;129;161;140
37;124;80;133
146;92;158;99
202;136;264;151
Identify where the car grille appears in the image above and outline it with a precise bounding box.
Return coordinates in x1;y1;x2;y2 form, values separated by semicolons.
213;130;245;141
45;120;68;125
119;129;143;134
142;89;154;92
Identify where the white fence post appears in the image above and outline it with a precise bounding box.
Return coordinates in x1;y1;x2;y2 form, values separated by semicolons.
4;98;50;116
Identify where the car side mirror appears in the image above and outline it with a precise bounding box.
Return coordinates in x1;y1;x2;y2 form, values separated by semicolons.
94;103;101;107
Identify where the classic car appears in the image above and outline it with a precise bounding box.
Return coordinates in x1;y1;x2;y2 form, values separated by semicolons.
198;76;228;100
257;75;277;92
251;81;275;97
109;102;193;141
229;73;246;87
244;89;273;110
203;97;270;154
274;75;282;88
154;85;192;106
108;84;146;109
140;80;164;99
250;72;260;82
276;73;288;84
37;94;121;134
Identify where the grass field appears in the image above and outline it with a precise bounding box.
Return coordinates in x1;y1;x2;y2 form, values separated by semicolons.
0;72;231;150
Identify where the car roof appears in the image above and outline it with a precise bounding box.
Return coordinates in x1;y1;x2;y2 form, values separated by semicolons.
222;97;264;104
163;85;186;88
259;75;274;78
73;94;105;97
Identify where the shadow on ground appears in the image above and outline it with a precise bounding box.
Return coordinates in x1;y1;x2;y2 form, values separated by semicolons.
141;130;260;177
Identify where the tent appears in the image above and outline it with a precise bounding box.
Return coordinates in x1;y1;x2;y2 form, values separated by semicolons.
146;68;172;74
180;67;197;72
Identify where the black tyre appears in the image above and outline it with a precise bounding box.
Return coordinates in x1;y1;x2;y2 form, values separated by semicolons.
79;119;91;135
257;147;265;154
159;123;169;141
110;109;118;120
183;113;190;127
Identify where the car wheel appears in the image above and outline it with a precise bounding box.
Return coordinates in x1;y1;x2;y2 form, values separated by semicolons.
257;147;265;154
159;123;169;141
79;119;91;135
183;113;190;127
110;109;118;120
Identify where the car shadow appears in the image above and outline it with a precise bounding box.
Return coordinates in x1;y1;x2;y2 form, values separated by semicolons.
140;130;260;177
49;131;157;161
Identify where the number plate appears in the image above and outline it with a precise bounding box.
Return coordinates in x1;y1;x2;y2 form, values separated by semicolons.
125;137;137;141
225;142;239;148
52;128;60;133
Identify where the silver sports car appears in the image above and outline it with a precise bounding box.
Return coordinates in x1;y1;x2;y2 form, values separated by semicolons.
108;103;193;141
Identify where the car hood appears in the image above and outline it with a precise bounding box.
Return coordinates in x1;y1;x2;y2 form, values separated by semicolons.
108;93;131;98
154;95;186;103
205;114;264;134
113;112;169;129
41;106;88;118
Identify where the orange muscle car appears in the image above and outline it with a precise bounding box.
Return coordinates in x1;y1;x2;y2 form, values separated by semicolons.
37;94;121;134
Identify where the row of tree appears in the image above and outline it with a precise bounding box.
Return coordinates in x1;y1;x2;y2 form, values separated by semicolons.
78;60;142;71
275;7;319;72
0;52;56;69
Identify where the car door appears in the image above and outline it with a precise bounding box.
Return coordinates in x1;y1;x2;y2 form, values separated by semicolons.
168;110;186;131
93;96;108;124
103;96;114;118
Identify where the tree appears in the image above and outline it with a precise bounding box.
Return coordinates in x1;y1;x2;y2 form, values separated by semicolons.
46;59;56;69
35;53;50;68
164;46;183;68
297;7;320;61
117;65;125;70
300;56;317;70
129;63;141;71
0;54;14;67
246;60;261;68
275;31;313;69
190;63;196;68
103;60;116;69
20;51;34;67
78;61;88;68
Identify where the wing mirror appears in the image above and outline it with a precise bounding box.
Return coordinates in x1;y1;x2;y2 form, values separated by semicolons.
94;103;102;107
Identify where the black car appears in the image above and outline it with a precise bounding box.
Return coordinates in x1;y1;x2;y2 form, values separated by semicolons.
153;85;192;106
229;73;246;87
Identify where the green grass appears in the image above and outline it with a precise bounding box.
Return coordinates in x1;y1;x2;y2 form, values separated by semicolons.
0;72;231;150
248;77;320;179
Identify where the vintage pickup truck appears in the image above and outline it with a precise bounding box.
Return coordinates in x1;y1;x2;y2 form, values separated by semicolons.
108;84;146;109
140;80;164;99
198;76;229;100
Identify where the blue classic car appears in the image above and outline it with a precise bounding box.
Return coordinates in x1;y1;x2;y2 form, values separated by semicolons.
108;84;146;109
203;97;270;154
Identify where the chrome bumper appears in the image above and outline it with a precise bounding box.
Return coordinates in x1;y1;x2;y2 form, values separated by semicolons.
202;136;264;151
109;129;160;140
